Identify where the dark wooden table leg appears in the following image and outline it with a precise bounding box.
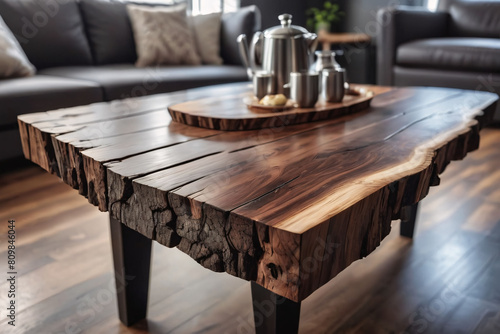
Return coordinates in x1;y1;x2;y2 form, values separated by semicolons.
109;214;152;326
251;281;301;334
400;202;419;238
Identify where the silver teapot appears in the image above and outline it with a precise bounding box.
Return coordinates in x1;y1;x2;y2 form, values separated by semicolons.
238;14;318;96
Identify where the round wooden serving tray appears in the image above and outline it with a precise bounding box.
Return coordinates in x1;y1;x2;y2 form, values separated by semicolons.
168;85;386;131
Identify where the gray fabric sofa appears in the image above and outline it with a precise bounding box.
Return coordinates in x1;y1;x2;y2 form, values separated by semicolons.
377;0;500;120
0;0;261;162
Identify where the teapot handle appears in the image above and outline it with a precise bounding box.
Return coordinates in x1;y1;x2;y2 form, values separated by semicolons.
250;32;263;68
237;34;253;80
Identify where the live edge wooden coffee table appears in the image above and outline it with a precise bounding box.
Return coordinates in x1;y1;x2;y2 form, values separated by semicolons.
18;83;497;333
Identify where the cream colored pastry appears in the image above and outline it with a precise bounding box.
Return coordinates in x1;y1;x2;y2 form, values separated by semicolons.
259;94;287;106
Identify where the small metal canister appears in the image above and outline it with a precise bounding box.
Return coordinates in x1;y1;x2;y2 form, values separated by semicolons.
253;71;273;99
322;68;345;103
289;71;319;108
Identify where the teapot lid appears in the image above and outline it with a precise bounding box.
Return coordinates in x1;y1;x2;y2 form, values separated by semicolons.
264;14;309;39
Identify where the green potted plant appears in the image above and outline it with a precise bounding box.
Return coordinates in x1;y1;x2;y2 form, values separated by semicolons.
306;1;344;33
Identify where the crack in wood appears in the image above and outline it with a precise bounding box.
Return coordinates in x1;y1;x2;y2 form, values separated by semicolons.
100;134;222;164
228;175;301;212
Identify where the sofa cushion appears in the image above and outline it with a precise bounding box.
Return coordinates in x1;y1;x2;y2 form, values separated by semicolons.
397;38;500;72
394;65;500;91
0;0;93;69
38;64;248;101
0;15;35;78
0;75;103;127
79;0;137;65
221;5;261;65
127;4;201;67
189;12;223;65
449;1;500;38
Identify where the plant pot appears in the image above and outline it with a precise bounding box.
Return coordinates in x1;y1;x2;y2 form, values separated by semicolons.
316;22;331;34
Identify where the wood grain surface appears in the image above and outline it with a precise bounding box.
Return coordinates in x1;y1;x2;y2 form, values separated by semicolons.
167;85;388;131
17;82;498;302
2;127;500;333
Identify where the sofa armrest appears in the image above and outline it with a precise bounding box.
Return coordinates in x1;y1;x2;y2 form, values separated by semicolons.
220;5;261;66
376;6;449;85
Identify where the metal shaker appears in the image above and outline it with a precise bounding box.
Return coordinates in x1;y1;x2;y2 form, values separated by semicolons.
322;68;345;103
289;72;319;108
253;71;273;99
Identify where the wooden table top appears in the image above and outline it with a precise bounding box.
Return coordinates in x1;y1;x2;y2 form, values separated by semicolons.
18;82;498;302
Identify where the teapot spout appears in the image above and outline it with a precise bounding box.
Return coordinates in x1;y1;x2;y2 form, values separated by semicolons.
306;32;319;53
237;34;254;80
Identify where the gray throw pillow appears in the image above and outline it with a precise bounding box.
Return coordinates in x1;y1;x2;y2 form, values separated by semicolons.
127;4;201;67
0;15;35;78
188;12;223;65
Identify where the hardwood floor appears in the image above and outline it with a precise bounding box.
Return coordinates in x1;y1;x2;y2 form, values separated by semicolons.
1;127;499;334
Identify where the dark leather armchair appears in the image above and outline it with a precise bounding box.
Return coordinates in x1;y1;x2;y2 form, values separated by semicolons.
377;0;500;119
